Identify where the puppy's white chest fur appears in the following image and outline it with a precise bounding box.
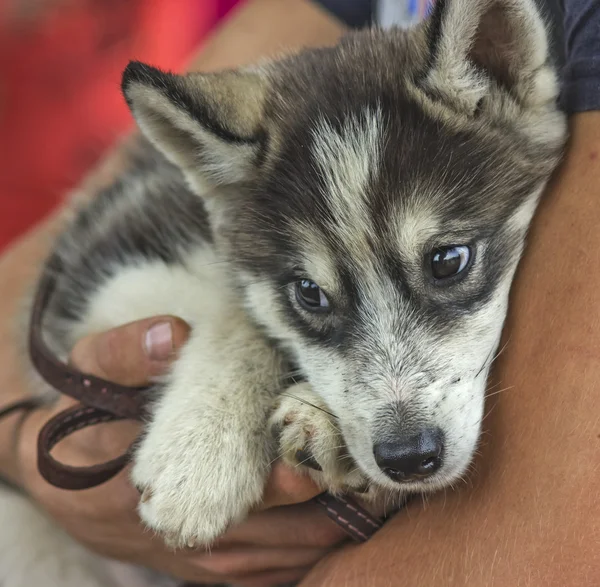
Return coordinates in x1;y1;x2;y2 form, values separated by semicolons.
75;246;232;337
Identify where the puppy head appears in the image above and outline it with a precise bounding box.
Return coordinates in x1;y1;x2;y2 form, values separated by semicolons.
122;0;566;493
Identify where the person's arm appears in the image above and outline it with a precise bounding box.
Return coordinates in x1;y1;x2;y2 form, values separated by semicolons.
299;110;600;586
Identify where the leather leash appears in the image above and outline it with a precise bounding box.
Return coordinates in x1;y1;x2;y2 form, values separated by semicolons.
8;262;386;543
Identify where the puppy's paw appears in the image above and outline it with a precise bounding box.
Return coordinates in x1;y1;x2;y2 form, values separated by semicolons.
131;423;267;549
270;383;365;493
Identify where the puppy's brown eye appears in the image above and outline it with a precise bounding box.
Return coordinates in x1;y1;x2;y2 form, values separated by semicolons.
431;246;471;280
295;279;330;312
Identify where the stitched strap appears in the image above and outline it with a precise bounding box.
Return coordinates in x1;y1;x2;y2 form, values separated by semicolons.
37;404;131;489
316;493;383;542
29;268;149;419
27;266;148;488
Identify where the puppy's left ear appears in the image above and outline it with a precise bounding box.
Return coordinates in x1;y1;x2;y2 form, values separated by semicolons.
122;62;268;195
422;0;557;113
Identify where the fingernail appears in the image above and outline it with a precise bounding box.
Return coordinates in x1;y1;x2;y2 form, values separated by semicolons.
144;322;173;361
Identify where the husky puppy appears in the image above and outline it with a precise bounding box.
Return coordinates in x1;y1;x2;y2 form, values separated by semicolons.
0;0;566;585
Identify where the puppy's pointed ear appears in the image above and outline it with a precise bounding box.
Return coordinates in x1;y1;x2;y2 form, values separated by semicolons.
122;62;268;194
422;0;557;112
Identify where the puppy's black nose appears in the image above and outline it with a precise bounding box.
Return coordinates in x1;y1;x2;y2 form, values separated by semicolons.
374;429;444;483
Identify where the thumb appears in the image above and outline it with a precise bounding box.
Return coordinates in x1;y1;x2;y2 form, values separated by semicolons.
69;316;191;386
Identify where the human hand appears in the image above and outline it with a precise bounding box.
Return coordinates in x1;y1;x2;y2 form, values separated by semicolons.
16;316;348;587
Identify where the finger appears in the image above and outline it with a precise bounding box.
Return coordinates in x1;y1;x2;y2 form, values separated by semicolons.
261;462;322;508
70;316;190;386
220;501;347;548
193;546;328;577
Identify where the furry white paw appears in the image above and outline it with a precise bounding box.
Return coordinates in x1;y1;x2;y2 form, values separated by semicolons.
270;383;365;493
131;425;267;549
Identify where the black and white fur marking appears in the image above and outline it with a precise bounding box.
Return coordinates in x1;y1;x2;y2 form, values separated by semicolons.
0;1;567;585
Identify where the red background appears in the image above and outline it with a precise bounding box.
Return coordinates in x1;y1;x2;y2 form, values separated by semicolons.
0;0;240;250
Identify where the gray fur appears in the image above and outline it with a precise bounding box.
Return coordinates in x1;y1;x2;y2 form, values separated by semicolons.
0;1;567;585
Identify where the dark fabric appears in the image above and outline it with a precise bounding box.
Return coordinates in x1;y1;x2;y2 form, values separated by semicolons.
314;0;374;27
538;0;565;69
561;0;600;113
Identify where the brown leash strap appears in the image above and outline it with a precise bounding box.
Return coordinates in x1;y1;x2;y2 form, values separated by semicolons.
36;405;131;490
29;268;149;419
315;493;384;541
20;263;385;541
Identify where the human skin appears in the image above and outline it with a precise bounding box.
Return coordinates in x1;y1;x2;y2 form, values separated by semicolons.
1;1;599;586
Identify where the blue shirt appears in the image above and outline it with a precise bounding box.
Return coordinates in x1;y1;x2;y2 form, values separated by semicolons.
562;0;600;112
